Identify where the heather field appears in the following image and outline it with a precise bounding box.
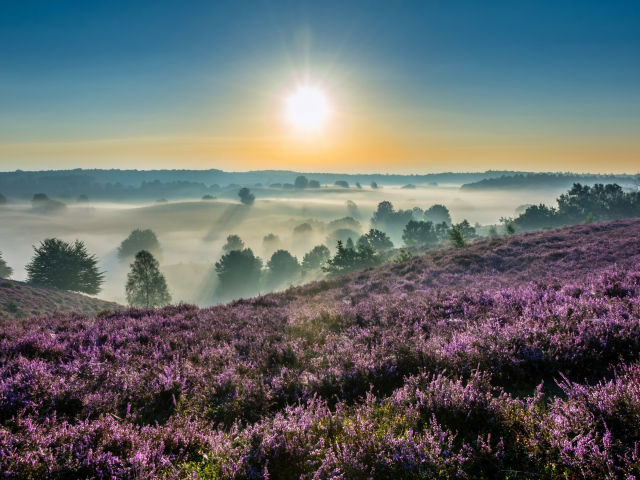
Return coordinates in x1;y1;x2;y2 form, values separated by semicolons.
2;219;640;479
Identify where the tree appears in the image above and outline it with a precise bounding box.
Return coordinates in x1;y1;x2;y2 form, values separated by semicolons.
25;238;104;294
125;250;171;307
202;195;216;200
345;238;355;249
370;181;378;189
356;182;362;189
402;220;438;246
505;223;516;235
293;223;313;235
346;200;360;219
334;181;349;188
223;235;244;252
370;201;413;237
584;212;596;224
267;250;300;287
31;193;67;214
0;252;13;278
488;225;499;236
456;220;477;238
302;245;331;271
357;229;394;250
449;225;466;248
424;204;452;226
262;233;281;257
117;229;162;262
328;217;361;232
215;248;263;300
434;222;450;240
294;176;309;189
238;188;255;205
322;241;382;278
308;180;321;188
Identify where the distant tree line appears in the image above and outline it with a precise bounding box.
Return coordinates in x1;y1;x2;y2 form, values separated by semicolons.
515;183;640;231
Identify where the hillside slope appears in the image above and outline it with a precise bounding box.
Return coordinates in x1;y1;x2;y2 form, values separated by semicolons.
1;219;639;478
0;279;120;319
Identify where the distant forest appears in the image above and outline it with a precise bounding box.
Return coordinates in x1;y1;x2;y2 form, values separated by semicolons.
0;169;636;203
461;172;637;191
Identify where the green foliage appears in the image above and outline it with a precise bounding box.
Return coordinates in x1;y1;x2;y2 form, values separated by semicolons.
456;219;477;238
327;228;360;249
267;250;300;287
6;300;18;313
294;175;309;188
334;180;349;188
0;252;13;279
505;223;516;235
222;235;244;252
584;212;596;224
449;225;466;248
31;193;67;214
345;200;360;218
215;248;263;300
345;237;355;249
302;245;331;271
308;180;321;188
370;201;413;236
370;181;378;189
394;249;413;263
357;228;394;250
423;204;451;226
125;250;171;308
322;241;382;277
488;225;499;236
25;238;104;294
238;187;255;205
402;220;438;246
117;228;162;262
1;281;13;288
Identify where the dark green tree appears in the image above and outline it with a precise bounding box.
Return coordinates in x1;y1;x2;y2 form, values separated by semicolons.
293;223;313;235
294;176;309;189
345;237;355;249
449;225;466;248
423;204;452;226
456;219;477;238
267;250;300;287
238;187;255;205
215;248;263;300
402;220;437;246
370;201;413;237
125;250;171;307
370;181;378;189
25;238;104;294
302;245;331;271
0;252;13;278
322;241;382;278
326;228;360;249
357;228;394;250
117;229;162;262
434;222;450;240
334;181;350;188
328;216;361;232
308;180;321;188
222;235;245;252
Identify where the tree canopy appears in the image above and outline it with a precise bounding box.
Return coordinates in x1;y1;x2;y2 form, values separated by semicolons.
25;238;104;294
238;188;255;205
423;204;452;226
125;250;171;308
266;250;300;287
215;248;263;300
222;235;245;252
294;176;309;189
302;245;331;271
117;229;162;262
370;201;413;237
402;220;438;246
357;229;394;250
322;241;382;278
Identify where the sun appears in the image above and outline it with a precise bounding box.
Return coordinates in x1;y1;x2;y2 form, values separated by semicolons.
286;87;330;131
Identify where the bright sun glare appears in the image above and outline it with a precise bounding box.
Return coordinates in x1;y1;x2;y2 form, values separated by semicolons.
286;87;330;131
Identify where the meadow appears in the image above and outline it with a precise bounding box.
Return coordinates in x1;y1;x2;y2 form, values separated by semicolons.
1;219;639;478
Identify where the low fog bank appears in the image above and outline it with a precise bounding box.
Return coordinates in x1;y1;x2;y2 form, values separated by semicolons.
0;183;583;305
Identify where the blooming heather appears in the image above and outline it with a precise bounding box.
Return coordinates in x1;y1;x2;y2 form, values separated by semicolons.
1;219;640;478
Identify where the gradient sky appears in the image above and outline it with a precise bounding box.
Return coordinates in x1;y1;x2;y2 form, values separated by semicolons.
1;0;639;173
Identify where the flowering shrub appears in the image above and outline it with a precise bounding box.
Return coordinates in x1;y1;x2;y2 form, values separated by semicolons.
1;219;640;478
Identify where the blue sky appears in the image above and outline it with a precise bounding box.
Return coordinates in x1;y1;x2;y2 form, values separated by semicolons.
1;0;639;172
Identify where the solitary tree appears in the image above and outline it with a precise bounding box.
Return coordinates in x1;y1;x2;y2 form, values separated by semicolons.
117;229;162;262
449;225;466;248
370;181;378;189
25;238;104;294
294;176;309;189
357;228;394;250
334;181;349;188
302;245;331;271
0;252;13;278
267;250;300;287
125;250;171;307
215;248;263;300
238;188;255;205
223;234;245;252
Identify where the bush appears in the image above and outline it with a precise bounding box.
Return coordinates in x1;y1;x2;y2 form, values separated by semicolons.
294;176;309;189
